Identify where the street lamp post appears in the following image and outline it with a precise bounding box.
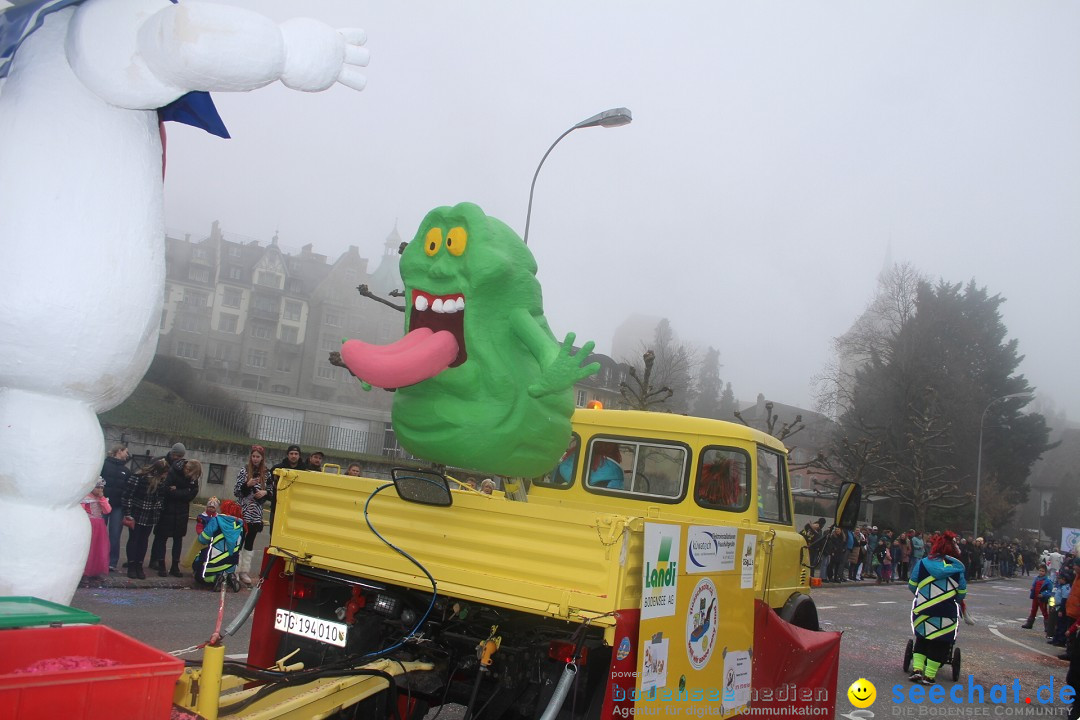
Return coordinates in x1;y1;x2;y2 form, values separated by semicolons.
973;391;1033;539
522;107;632;245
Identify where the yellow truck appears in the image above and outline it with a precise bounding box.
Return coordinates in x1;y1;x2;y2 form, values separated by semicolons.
239;408;857;719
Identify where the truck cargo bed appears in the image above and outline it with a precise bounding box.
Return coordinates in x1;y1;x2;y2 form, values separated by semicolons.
269;471;643;624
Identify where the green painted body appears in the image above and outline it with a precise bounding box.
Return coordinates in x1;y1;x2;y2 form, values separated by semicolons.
393;202;598;477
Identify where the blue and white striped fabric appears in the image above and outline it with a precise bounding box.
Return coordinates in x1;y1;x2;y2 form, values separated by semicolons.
0;0;84;80
0;0;229;137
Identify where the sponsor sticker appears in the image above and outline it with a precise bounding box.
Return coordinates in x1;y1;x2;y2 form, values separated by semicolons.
684;578;719;670
642;523;680;619
740;533;757;589
617;636;631;661
685;525;737;573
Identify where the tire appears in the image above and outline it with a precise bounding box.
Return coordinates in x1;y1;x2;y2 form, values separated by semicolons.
951;647;961;681
903;638;913;673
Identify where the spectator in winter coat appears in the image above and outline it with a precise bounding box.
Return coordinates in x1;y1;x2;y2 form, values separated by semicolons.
99;444;130;572
234;445;273;586
121;459;169;580
910;531;925;563
268;445;306;539
149;459;202;578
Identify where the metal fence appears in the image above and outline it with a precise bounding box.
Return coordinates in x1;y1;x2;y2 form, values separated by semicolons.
113;401;408;459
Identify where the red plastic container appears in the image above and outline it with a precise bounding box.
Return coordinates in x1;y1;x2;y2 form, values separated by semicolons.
0;624;184;720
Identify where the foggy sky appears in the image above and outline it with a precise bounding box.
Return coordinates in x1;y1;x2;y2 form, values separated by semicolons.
29;1;1080;420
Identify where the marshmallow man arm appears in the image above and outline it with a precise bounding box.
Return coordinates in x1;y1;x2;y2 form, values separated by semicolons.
67;0;367;110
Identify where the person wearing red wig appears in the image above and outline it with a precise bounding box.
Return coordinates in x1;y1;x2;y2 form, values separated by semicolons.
907;530;967;684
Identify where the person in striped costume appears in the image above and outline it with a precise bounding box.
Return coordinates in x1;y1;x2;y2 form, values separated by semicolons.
908;530;967;684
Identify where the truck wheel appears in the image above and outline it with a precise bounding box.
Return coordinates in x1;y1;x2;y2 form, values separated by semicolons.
779;593;820;632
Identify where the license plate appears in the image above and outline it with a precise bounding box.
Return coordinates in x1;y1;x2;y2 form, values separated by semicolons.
275;609;348;647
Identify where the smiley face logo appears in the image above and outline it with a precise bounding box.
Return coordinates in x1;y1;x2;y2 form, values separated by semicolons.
847;678;876;708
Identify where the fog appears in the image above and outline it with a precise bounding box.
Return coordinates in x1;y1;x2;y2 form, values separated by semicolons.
34;1;1080;418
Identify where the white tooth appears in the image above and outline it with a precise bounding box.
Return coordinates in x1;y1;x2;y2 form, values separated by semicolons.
432;298;445;313
456;297;465;312
415;295;429;312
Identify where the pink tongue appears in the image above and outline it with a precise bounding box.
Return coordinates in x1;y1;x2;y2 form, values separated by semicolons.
340;328;459;389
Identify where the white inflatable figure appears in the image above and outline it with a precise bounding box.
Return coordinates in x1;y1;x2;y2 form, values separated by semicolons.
0;0;369;603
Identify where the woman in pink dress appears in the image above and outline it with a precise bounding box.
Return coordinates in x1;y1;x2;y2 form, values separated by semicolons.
81;479;112;580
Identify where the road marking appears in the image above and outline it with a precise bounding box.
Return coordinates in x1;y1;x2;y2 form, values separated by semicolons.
987;624;1066;660
818;606;837;609
851;603;868;606
226;653;248;660
878;601;897;604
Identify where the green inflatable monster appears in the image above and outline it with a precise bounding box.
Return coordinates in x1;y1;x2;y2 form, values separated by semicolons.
340;202;599;477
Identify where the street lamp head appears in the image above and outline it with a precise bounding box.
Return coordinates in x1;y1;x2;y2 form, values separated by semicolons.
523;106;633;245
1001;392;1035;402
573;107;633;130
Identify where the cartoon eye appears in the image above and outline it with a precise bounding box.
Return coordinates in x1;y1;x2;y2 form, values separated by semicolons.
446;227;468;256
424;228;443;257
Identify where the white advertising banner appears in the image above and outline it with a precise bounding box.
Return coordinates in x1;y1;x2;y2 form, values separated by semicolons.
642;523;680;619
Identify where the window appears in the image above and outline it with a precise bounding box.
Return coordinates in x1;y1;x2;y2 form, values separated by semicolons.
276;355;294;372
182;290;208;307
176;341;200;359
227;246;242;258
316;365;336;381
177;314;199;332
192;247;208;260
283;300;303;321
159;309;167;330
319;334;339;351
207;463;226;485
271;384;292;395
218;313;238;333
257;270;281;288
288;279;303;294
252;295;275;313
222;287;242;308
756;447;791;524
694;447;751;512
187;267;209;282
324;310;342;327
251;323;273;340
211;342;229;361
582;437;687;501
227;266;243;281
576;390;587;407
279;325;298;344
247;349;268;368
536;434;581;489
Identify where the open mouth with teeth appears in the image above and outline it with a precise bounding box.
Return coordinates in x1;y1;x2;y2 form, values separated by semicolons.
337;290;466;390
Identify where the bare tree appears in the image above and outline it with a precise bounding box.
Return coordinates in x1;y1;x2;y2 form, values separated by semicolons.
815;262;924;419
620;350;674;411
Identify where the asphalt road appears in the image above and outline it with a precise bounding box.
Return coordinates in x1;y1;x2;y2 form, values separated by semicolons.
68;568;1074;718
817;574;1074;718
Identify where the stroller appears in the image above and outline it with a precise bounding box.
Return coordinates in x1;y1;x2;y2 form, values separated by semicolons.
903;637;961;682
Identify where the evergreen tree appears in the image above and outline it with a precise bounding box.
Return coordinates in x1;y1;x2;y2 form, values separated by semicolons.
692;347;723;418
719;382;737;420
834;279;1050;532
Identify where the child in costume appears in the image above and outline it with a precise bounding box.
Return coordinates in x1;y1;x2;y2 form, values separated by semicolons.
907;531;967;684
196;497;220;535
80;479;111;580
1022;564;1052;631
185;499;244;592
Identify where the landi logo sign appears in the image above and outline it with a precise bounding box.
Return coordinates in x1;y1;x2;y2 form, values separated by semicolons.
642;524;680;619
645;537;677;588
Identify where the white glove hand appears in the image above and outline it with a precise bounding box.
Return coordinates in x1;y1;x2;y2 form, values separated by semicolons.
280;20;369;92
